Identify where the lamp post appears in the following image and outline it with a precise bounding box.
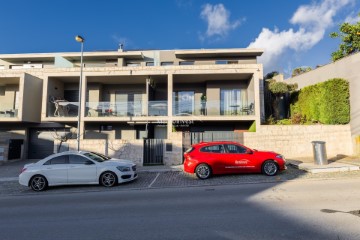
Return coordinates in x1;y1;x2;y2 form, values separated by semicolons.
75;35;84;151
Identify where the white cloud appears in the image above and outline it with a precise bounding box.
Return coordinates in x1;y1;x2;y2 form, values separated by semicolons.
344;12;360;24
200;3;244;39
248;0;353;72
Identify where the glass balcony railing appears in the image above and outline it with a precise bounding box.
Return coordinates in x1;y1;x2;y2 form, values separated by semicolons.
148;101;168;116
47;101;79;117
0;109;18;118
173;100;255;116
86;100;168;117
47;100;254;118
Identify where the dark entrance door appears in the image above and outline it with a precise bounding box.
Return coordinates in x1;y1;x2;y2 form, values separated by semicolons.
143;139;163;165
8;139;24;160
28;129;54;159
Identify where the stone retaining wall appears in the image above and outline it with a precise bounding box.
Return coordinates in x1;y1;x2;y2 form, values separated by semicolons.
244;125;352;158
56;133;184;166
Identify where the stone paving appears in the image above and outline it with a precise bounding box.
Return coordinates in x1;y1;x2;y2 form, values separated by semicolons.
1;165;360;196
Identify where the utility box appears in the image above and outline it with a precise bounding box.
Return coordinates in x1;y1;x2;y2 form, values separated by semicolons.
312;141;328;165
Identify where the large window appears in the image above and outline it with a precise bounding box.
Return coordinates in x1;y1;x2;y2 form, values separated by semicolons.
115;91;142;116
173;91;194;115
220;89;247;115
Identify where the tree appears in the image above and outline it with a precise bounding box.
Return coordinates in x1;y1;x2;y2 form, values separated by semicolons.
291;67;312;77
267;80;298;120
330;13;360;61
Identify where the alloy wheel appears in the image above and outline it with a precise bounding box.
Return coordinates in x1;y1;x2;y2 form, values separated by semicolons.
263;161;278;176
195;164;211;179
101;172;116;187
30;176;47;191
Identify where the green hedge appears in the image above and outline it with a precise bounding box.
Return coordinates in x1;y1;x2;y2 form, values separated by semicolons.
291;78;350;124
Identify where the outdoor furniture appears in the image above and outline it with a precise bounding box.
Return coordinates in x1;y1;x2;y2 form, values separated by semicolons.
241;103;254;115
230;104;240;115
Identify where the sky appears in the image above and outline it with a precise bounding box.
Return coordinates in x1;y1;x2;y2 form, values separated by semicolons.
0;0;359;77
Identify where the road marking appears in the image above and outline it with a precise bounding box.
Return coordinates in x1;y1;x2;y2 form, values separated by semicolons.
148;173;160;188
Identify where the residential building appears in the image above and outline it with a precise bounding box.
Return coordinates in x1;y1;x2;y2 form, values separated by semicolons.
0;48;264;162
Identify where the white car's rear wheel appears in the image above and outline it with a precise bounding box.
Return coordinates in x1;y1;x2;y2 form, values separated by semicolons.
30;175;48;191
100;171;117;187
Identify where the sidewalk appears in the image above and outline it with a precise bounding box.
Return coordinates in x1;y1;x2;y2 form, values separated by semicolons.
287;155;360;173
0;158;183;181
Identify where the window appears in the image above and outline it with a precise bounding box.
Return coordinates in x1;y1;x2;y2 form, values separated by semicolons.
179;61;194;65
215;60;238;64
161;62;173;66
225;144;247;154
220;89;247;115
126;62;141;67
146;62;154;66
44;155;69;165
173;91;194;115
83;152;107;162
200;145;225;153
69;155;92;164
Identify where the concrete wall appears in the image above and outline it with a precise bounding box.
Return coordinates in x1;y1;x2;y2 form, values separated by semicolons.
22;74;42;122
244;125;352;158
0;84;19;111
286;52;360;156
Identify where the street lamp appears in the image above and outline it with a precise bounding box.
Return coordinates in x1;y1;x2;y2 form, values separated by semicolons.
75;35;84;151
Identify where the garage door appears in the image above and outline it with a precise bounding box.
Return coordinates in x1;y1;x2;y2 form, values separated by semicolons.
28;129;55;159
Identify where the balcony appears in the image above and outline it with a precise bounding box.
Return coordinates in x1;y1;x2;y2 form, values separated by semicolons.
0;109;18;118
86;100;168;117
48;98;79;117
0;80;20;120
173;100;255;116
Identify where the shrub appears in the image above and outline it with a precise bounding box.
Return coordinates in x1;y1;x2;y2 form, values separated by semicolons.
248;121;256;132
291;78;350;124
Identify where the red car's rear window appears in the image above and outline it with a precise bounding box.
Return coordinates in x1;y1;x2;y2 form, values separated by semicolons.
185;147;194;153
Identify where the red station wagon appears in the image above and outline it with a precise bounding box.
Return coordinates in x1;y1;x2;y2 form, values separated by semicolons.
183;141;286;179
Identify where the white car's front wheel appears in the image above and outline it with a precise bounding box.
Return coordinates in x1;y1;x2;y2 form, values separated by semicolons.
100;171;117;187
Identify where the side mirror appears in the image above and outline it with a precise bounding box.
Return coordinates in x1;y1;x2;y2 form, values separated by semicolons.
85;160;95;165
246;149;253;154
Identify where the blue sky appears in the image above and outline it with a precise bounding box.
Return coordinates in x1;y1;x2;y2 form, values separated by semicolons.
0;0;359;76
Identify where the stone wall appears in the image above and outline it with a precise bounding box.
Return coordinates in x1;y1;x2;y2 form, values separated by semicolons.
285;52;360;156
56;135;184;166
244;125;352;158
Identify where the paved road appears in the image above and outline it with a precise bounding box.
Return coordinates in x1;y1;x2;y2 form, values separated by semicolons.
0;178;359;240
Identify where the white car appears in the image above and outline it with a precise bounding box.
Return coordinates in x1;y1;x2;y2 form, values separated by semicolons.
19;151;137;191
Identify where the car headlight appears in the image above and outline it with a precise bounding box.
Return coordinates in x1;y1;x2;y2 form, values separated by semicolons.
116;166;131;172
276;155;286;162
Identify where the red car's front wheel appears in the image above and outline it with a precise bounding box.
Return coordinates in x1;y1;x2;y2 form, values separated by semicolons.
262;160;279;176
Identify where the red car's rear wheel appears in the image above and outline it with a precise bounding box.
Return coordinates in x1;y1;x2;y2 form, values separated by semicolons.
195;164;212;179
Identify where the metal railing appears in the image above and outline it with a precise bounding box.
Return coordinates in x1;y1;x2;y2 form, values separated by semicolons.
47;101;79;117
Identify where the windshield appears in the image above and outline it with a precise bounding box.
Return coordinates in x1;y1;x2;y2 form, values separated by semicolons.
83;152;111;162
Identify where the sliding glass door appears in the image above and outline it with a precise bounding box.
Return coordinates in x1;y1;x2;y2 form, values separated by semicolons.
220;89;246;115
173;91;194;115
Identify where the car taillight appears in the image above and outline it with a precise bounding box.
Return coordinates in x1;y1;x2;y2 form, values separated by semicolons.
20;168;27;173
